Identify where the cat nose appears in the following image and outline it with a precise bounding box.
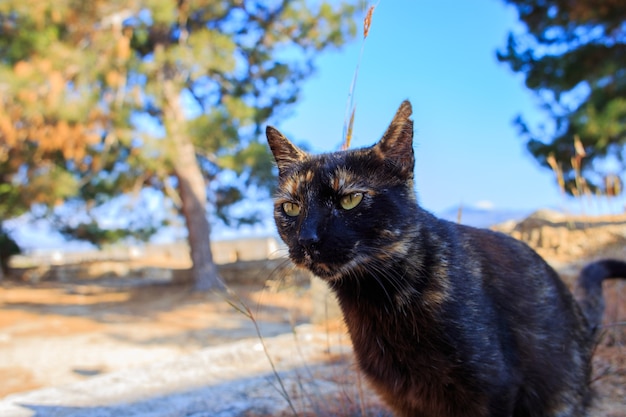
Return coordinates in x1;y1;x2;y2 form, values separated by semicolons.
298;225;320;248
298;211;322;249
298;231;320;248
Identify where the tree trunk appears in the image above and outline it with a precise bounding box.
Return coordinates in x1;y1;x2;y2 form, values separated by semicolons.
164;81;224;291
0;223;6;282
175;153;224;291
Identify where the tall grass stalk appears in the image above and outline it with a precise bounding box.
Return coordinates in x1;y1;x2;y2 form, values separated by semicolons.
544;136;622;217
225;5;388;415
224;286;301;417
341;3;378;150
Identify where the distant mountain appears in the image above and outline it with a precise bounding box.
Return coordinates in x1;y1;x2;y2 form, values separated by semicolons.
436;205;533;229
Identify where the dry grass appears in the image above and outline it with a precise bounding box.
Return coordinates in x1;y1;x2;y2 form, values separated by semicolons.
341;2;378;151
546;135;626;215
225;260;392;417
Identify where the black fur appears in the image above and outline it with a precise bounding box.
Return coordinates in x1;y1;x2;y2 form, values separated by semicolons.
267;101;626;417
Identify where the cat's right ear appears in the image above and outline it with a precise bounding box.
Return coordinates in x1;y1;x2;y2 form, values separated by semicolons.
266;126;306;174
374;100;415;178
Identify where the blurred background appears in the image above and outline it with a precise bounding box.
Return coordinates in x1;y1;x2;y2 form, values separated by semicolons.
2;0;625;287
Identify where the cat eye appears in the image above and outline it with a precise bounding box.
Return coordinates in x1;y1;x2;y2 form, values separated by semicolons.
340;192;363;210
282;201;301;217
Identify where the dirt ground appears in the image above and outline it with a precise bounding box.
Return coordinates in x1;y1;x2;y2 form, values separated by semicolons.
0;278;312;399
1;211;626;416
1;275;624;416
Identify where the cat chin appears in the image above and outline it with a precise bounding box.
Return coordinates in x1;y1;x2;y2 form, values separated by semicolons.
290;248;368;281
296;260;342;281
288;255;344;281
310;267;345;282
302;258;365;282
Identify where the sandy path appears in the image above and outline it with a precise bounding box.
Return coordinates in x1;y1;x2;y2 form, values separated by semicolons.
0;280;311;398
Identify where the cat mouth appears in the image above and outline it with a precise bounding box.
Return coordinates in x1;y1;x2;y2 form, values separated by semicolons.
301;251;337;277
296;250;361;281
288;248;340;279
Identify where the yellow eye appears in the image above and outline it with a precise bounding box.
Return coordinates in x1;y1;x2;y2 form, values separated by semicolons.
340;192;363;210
282;201;301;217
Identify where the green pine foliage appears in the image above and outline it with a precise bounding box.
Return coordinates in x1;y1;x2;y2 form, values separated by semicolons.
498;0;626;196
0;1;361;248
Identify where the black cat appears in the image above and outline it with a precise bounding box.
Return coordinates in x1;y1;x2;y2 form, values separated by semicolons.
266;100;626;417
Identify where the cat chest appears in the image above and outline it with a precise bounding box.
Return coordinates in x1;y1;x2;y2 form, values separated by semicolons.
345;308;455;379
350;329;491;416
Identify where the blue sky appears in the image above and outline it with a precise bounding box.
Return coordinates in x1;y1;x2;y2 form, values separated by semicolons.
277;0;563;214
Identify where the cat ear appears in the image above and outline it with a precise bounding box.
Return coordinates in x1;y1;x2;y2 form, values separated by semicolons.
266;126;307;174
375;100;415;176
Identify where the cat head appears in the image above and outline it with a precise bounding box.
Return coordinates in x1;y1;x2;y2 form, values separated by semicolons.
266;100;418;281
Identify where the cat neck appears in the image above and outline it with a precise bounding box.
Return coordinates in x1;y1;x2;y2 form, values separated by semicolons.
329;209;453;315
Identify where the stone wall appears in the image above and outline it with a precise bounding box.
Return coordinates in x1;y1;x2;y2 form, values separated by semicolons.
12;236;285;269
11;258;312;288
493;210;626;262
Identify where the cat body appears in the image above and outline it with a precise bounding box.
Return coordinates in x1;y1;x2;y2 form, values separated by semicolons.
266;101;626;417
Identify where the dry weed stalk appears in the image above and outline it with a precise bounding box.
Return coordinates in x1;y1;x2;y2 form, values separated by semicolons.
224;263;382;417
234;6;390;411
603;173;623;213
224;285;301;417
547;136;607;216
224;268;392;417
571;135;591;204
341;3;378;151
546;152;566;195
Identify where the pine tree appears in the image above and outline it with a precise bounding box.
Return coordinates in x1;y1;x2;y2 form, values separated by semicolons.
0;0;360;289
498;0;626;196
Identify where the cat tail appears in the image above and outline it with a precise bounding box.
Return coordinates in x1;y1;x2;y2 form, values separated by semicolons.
575;259;626;337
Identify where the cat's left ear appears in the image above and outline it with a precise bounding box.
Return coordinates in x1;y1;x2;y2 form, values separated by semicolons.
266;126;307;175
374;100;415;177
